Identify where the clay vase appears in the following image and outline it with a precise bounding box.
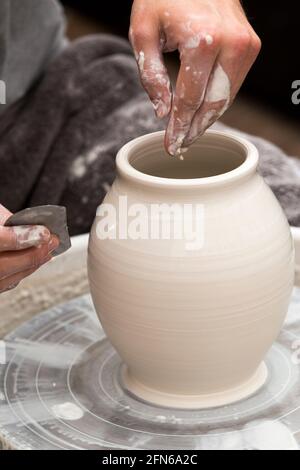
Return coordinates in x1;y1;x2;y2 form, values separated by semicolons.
88;130;294;409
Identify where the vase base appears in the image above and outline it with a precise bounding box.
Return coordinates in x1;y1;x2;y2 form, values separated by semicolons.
122;363;268;410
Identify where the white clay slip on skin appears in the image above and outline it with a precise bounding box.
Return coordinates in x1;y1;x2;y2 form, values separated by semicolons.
5;205;71;256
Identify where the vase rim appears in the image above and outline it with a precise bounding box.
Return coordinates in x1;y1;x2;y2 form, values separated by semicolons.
116;130;259;189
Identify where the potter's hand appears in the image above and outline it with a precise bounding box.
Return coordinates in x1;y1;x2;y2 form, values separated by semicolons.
130;0;261;156
0;204;59;294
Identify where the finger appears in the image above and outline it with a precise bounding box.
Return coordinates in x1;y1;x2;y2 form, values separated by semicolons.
49;235;60;252
0;204;12;225
0;266;43;294
185;30;259;145
0;225;51;252
129;24;172;119
184;61;231;145
0;238;57;280
165;35;220;156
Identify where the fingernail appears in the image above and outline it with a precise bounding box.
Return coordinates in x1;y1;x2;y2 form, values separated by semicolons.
48;236;59;253
13;225;51;248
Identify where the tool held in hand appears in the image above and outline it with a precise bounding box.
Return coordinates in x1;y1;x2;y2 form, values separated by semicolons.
4;205;71;256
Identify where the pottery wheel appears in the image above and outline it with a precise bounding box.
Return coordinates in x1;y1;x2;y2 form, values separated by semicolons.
0;290;300;450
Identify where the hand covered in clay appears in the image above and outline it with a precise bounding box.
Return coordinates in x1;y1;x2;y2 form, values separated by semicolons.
0;204;59;294
130;0;261;156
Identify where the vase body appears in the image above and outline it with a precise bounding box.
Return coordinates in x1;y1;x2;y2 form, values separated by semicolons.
88;130;294;409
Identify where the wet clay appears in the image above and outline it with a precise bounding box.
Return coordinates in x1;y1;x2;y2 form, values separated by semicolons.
88;130;294;409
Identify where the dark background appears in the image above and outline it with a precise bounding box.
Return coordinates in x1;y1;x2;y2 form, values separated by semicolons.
61;0;300;155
